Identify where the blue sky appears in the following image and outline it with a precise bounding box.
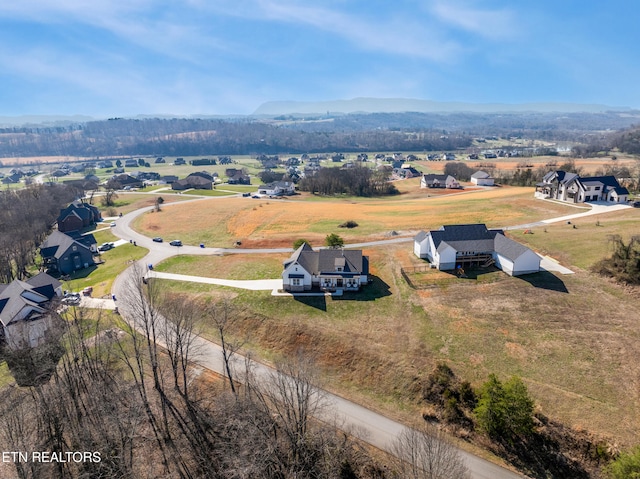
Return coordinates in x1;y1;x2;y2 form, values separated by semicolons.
1;0;639;117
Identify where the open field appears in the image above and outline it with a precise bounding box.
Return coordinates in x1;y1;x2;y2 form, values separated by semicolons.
133;186;581;248
154;238;640;448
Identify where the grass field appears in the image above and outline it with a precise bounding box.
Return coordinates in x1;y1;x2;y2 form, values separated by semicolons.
153;239;640;448
132;186;581;248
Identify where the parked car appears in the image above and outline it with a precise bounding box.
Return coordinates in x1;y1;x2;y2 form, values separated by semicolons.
62;293;81;305
169;240;182;247
109;222;116;227
152;237;163;242
632;201;640;208
98;242;115;251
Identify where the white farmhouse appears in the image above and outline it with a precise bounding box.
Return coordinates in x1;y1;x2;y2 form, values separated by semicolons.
414;224;540;276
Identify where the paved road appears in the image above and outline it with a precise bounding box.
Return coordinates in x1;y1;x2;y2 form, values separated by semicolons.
104;196;632;479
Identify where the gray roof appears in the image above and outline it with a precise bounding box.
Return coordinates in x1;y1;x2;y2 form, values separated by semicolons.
40;230;92;259
493;233;534;261
0;280;49;327
421;224;535;261
284;243;368;275
414;231;429;243
471;171;490;179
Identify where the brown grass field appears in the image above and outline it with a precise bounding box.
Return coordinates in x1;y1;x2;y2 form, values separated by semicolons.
145;182;640;449
133;185;581;248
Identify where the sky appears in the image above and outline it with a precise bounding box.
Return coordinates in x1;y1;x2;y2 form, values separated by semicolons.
1;0;639;117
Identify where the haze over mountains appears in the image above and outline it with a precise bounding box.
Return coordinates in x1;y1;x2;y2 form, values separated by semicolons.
252;97;633;116
1;98;636;127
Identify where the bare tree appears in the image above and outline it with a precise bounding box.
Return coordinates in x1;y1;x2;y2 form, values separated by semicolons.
391;422;470;479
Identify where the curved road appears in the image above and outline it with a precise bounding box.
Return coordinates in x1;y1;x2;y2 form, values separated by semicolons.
109;195;630;479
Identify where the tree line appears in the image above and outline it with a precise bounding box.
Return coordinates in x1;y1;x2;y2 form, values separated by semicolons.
0;184;79;283
0;117;472;158
297;165;399;196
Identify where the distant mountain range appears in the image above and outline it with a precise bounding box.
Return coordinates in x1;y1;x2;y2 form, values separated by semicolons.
253;97;632;116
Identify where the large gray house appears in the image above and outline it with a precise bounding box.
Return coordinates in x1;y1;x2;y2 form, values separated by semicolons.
535;170;629;204
40;231;95;276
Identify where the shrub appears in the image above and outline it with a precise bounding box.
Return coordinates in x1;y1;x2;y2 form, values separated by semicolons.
325;233;344;248
293;239;311;250
606;446;640;479
338;220;359;229
474;374;534;441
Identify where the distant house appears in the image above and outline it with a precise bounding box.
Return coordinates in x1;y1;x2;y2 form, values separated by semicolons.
393;165;421;179
189;171;216;182
413;224;540;276
227;170;251;185
257;181;295;196
113;174;143;189
470;171;495;186
40;231;95;276
0;273;62;349
535;171;630;204
443;153;456;161
57;200;102;233
124;159;139;168
160;175;179;184
155;157;166;164
171;176;213;191
420;174;460;189
174;158;186;165
282;243;369;292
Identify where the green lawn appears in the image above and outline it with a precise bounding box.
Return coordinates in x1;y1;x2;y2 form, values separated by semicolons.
65;243;148;297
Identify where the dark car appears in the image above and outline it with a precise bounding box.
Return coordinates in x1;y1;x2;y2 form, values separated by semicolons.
98;242;114;251
152;237;163;242
632;201;640;208
169;240;182;247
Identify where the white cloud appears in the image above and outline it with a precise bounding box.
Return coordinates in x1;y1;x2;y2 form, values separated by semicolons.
429;0;518;40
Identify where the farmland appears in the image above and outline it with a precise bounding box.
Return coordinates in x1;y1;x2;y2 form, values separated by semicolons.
145;183;640;449
132;186;580;248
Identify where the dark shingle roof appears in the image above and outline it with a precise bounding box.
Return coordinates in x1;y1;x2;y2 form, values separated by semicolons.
284;243;368;275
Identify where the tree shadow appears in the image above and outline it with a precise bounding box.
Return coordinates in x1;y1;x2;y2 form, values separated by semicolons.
517;271;569;293
3;337;65;387
65;264;99;280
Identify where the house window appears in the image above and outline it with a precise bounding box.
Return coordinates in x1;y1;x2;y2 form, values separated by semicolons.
72;246;77;251
291;278;301;286
336;267;342;272
595;186;601;190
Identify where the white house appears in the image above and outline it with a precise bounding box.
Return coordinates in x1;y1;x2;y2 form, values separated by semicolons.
257;181;296;196
413;224;540;276
0;273;62;350
535;171;629;204
470;171;494;186
420;174;461;189
282;243;369;292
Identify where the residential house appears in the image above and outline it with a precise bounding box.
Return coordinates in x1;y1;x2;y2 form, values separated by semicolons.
40;231;95;276
57;200;102;233
420;174;461;189
0;273;62;349
257;181;296;196
189;171;216;182
124;159;139;168
113;174;143;189
443;153;456;161
535;170;629;204
282;244;369;292
413;224;540;276
174;158;186;165
65;231;98;253
227;169;251;185
470;171;495;186
160;175;179;184
171;176;213;191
